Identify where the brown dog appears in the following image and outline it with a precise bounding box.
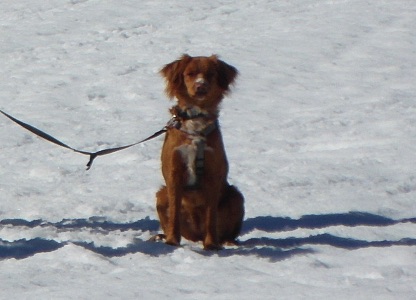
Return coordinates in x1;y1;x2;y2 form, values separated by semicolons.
155;54;244;250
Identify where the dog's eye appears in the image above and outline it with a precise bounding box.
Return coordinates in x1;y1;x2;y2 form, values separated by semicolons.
186;71;196;77
206;72;215;79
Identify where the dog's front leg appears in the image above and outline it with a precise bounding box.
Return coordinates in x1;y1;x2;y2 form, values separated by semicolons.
165;186;182;246
203;203;221;250
164;150;185;246
203;184;223;250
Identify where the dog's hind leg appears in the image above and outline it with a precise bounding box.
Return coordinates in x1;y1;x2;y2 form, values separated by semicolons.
217;185;245;245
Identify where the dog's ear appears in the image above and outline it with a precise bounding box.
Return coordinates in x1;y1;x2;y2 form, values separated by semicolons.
160;54;192;99
210;55;238;93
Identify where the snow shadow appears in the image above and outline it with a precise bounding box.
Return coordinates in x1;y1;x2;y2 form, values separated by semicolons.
240;211;416;252
0;216;160;232
0;238;63;260
241;211;416;233
1;212;415;261
74;239;175;257
241;235;416;251
0;216;309;261
0;217;164;260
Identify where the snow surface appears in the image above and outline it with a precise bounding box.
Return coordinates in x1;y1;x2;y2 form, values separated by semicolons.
1;0;416;299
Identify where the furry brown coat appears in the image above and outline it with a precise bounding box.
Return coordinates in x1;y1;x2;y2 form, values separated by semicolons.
155;54;244;250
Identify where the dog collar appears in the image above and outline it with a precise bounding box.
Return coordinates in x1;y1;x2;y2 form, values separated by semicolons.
170;105;217;120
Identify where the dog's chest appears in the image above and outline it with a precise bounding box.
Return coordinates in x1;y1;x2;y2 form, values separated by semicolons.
181;119;207;135
176;119;214;186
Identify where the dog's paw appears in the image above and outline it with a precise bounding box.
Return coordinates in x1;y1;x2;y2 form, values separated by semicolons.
203;243;224;251
149;234;182;248
148;234;166;242
223;240;240;247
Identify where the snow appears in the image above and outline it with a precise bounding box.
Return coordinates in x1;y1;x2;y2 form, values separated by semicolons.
1;0;416;299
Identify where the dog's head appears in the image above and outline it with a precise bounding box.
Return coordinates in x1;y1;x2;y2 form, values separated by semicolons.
160;54;238;112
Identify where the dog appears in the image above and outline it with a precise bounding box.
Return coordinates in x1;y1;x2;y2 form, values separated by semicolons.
155;54;244;250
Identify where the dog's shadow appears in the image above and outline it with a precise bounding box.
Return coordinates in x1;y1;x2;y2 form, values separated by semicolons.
1;212;415;261
207;212;416;261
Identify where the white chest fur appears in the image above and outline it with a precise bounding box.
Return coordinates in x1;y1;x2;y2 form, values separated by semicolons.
175;119;214;186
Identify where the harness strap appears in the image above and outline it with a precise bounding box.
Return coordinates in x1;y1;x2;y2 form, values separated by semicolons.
195;140;205;175
176;119;218;189
1;109;168;170
168;107;220;188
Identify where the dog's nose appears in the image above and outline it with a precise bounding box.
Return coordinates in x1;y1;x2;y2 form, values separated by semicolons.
195;77;206;85
195;77;208;93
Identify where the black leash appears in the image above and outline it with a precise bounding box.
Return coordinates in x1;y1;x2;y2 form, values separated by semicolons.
1;109;167;170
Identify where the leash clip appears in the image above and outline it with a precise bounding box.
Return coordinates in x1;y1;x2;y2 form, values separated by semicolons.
166;115;181;129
